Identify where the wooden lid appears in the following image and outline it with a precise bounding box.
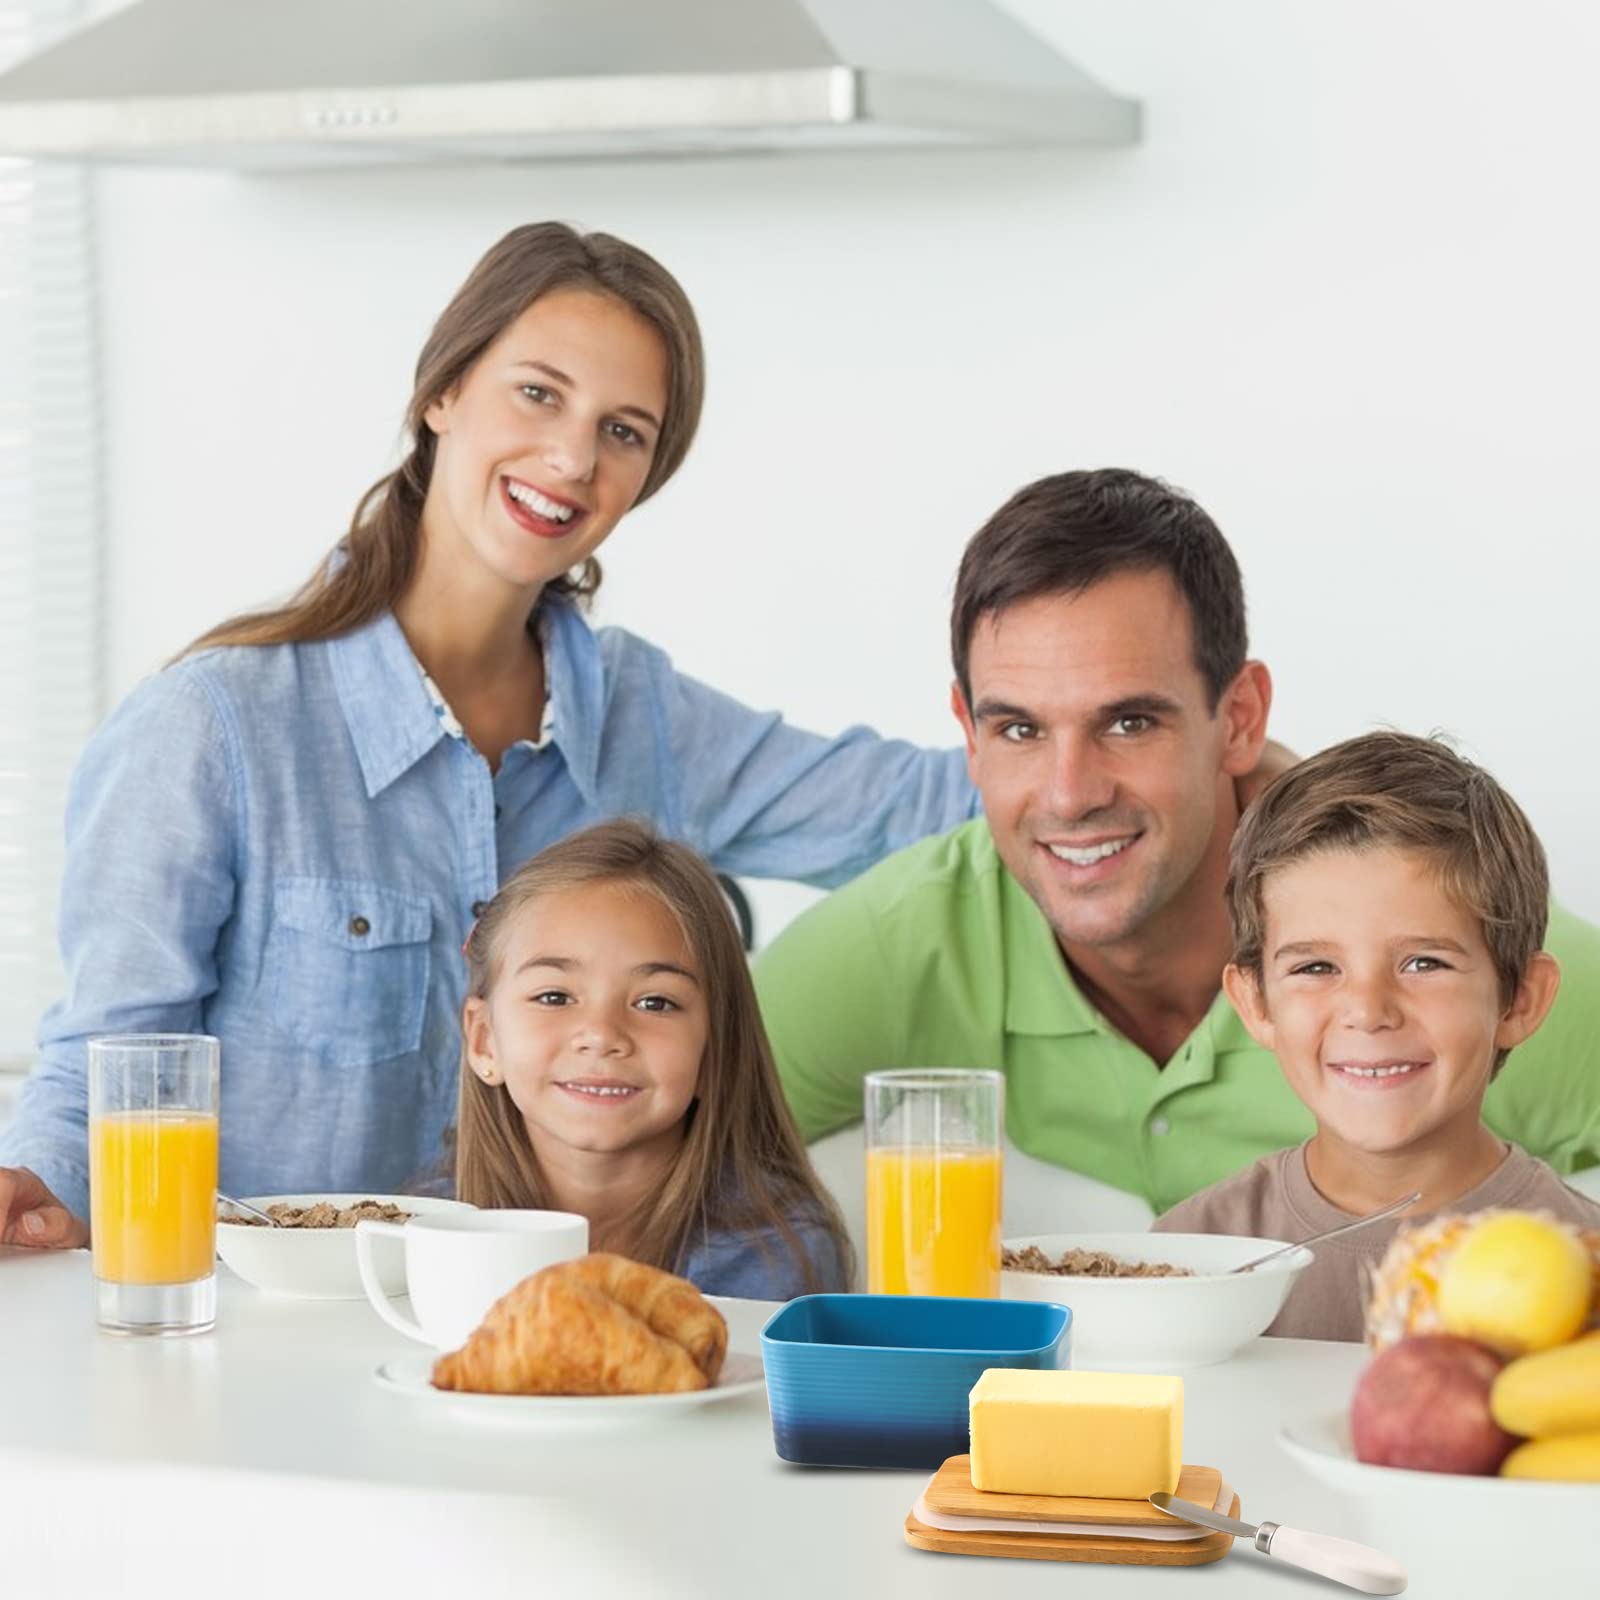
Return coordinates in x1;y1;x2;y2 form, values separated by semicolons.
923;1456;1224;1527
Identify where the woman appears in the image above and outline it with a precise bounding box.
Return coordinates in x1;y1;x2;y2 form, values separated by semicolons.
0;222;977;1245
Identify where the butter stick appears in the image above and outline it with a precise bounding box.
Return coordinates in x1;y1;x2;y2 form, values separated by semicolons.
968;1368;1184;1499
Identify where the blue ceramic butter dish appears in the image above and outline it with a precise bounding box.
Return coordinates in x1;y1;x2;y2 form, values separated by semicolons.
760;1293;1071;1469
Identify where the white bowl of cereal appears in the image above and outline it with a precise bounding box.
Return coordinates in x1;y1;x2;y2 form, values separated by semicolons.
1002;1232;1312;1370
216;1193;475;1299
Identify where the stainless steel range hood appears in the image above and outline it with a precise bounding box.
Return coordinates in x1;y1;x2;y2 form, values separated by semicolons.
0;0;1139;169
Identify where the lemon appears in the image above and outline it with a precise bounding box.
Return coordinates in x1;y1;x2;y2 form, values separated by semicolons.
1437;1213;1593;1356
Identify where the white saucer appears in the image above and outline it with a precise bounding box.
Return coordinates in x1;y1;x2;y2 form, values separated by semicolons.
373;1349;765;1423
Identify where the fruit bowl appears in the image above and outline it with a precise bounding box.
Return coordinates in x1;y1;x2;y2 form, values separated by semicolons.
1281;1407;1600;1588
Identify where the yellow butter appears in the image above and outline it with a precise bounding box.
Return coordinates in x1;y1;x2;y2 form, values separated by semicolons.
968;1368;1184;1499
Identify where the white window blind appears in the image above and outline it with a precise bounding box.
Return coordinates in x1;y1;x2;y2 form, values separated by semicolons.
0;0;103;1067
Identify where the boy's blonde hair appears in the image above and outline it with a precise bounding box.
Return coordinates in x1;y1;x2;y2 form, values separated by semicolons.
1228;731;1549;1022
454;819;850;1287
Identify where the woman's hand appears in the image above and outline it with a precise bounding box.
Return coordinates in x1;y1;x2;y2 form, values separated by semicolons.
0;1167;89;1249
1236;737;1298;811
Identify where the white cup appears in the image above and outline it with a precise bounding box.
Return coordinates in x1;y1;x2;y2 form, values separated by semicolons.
355;1209;588;1350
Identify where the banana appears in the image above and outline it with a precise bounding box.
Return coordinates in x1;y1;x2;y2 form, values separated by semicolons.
1500;1430;1600;1482
1491;1330;1600;1438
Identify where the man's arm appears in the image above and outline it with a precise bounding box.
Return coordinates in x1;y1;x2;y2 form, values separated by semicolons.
754;886;909;1141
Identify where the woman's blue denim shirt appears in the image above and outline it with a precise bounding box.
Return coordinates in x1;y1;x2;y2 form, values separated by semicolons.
0;601;974;1220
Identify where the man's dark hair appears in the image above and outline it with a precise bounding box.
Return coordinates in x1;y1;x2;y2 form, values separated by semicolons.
950;468;1248;710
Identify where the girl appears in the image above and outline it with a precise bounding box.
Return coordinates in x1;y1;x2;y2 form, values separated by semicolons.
457;820;851;1298
0;220;977;1249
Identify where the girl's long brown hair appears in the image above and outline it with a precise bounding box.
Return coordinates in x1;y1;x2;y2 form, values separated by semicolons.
186;223;704;653
455;820;851;1289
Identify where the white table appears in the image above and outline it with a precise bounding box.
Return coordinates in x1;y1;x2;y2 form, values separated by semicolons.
0;1247;1562;1600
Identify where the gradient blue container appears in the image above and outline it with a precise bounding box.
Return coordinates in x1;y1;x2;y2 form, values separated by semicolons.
760;1294;1072;1469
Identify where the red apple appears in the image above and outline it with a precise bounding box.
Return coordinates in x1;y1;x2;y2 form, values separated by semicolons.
1350;1335;1520;1474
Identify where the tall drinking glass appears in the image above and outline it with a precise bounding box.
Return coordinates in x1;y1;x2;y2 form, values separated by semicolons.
865;1068;1004;1297
88;1034;220;1335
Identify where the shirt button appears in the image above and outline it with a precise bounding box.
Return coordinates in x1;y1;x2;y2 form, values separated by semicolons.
494;803;502;820
348;915;371;937
471;901;488;918
1150;1116;1171;1136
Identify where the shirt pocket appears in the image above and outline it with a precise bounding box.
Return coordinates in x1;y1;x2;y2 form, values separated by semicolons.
265;878;433;1067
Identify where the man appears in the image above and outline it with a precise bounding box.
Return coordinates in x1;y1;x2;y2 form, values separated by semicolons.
755;469;1600;1212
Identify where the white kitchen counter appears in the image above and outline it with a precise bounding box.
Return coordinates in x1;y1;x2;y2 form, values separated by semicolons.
0;1247;1582;1600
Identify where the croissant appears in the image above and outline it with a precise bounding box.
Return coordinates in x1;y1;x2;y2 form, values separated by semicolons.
431;1252;729;1396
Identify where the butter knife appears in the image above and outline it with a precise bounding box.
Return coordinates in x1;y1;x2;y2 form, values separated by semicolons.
1149;1492;1407;1594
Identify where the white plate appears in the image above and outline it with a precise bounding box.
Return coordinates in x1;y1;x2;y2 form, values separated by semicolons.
373;1349;766;1423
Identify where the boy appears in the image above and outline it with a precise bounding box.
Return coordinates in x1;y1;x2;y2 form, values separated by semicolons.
1154;730;1600;1341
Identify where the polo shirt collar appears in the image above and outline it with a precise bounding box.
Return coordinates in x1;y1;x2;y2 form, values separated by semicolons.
327;611;448;799
996;846;1247;1082
1204;987;1256;1056
999;864;1100;1038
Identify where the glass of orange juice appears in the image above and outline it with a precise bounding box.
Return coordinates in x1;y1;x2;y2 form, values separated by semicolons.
88;1034;220;1335
865;1068;1003;1298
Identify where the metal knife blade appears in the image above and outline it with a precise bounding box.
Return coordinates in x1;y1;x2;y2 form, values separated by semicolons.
1149;1491;1260;1542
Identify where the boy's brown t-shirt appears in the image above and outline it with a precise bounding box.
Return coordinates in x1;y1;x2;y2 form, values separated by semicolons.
1152;1142;1600;1343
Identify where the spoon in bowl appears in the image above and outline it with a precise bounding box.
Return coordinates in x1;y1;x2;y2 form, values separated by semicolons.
1228;1190;1422;1273
218;1194;282;1228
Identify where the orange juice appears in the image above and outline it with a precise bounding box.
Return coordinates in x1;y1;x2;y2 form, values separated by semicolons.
89;1111;218;1284
866;1146;1002;1297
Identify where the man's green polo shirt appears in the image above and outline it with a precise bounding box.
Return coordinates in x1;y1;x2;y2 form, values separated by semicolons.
754;820;1600;1214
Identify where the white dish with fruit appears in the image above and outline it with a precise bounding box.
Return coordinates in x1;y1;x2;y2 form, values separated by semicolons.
1349;1209;1600;1479
1279;1403;1600;1588
1283;1208;1600;1587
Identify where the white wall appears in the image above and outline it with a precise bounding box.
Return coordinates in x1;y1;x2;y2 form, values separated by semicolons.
92;0;1600;939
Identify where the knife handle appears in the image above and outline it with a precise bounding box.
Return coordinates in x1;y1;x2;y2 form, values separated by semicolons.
1261;1523;1407;1594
